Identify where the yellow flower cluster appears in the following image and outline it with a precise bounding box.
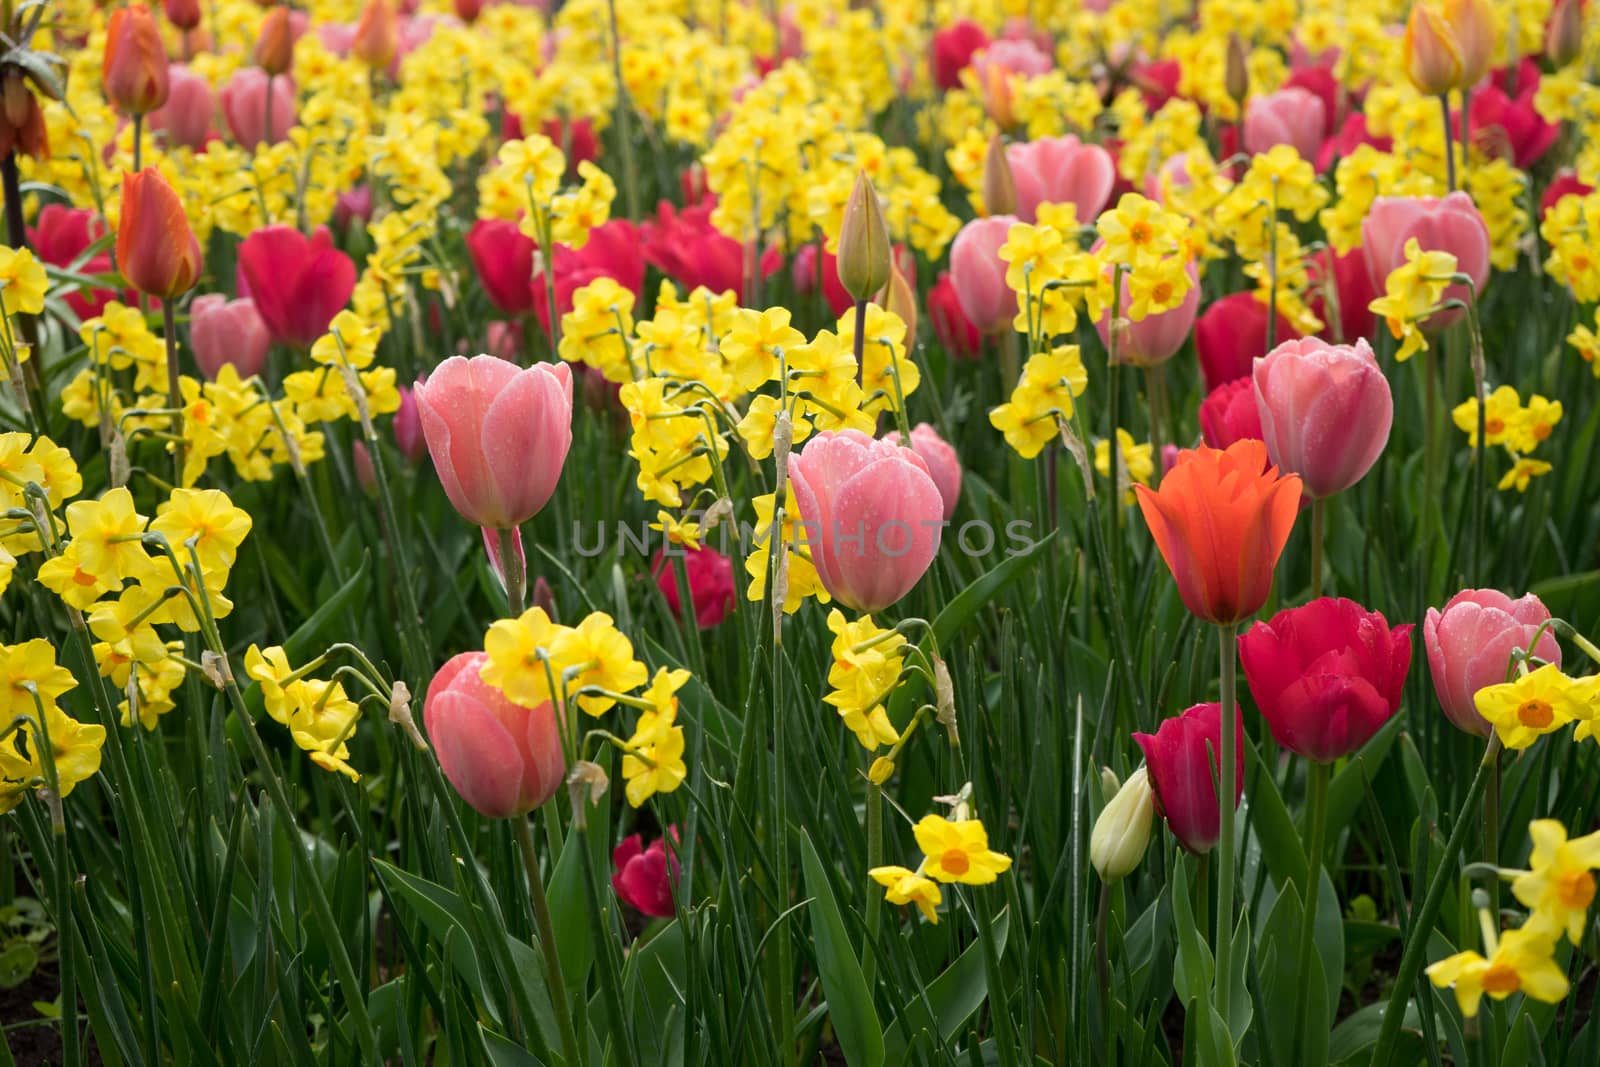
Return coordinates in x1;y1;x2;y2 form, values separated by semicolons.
1541;189;1600;302
1472;663;1596;749
1369;238;1459;362
869;813;1014;924
1450;384;1562;493
0;639;104;815
478;133;615;250
989;345;1090;459
245;645;365;782
823;610;907;753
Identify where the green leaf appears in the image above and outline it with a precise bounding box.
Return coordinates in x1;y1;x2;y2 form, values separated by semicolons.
284;552;372;662
1182;997;1236;1067
371;860;497;1020
1242;735;1307;890
1326;715;1402;843
798;831;885;1067
882;909;1010;1065
1500;1012;1546;1067
1327;1000;1420;1064
481;1025;549;1067
1170;857;1212;1009
1225;912;1252;1045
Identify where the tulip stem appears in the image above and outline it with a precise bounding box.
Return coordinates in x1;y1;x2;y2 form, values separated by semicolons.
1370;737;1502;1067
1144;365;1168;488
1214;621;1239;1030
1291;760;1330;1062
577;793;642;1067
862;781;883;990
1310;496;1325;600
852;298;868;387
605;0;641;220
498;525;526;613
516;816;585;1067
162;300;185;485
1439;93;1457;192
264;76;275;153
132;113;143;174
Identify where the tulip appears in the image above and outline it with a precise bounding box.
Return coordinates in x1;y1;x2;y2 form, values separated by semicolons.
1253;336;1393;499
237;225;357;348
1198;378;1263;449
1196;291;1300;390
414;356;573;531
220;67;296;147
948;215;1017;335
189;295;270;380
334;185;375;232
1403;2;1464;96
0;71;48;162
641;199;771;301
787;429;944;614
885;423;962;520
466;218;536;315
612;831;678;917
1549;0;1583;67
879;262;918;343
352;440;377;494
528;218;649;333
1282;65;1339;139
1442;0;1497;87
148;66;213;150
423;651;566;819
653;545;736;629
1243;87;1328;163
969;38;1052;126
164;0;202;31
1225;34;1250;106
1469;83;1560;168
1239;597;1413;762
1132;702;1245;854
1134;439;1302;626
1540;169;1593;219
836;172;892;303
1090;765;1154;882
1362;192;1490;331
1424;589;1562;737
393;385;424;462
28;206;124;319
928;271;982;360
103;5;169;116
453;0;484;23
1005;135;1116;225
255;7;296;77
792;243;854;317
351;0;399;70
931;19;991;92
116;169;203;300
1306;247;1379;346
982;134;1018;217
1316;112;1393;172
1096;260;1200;367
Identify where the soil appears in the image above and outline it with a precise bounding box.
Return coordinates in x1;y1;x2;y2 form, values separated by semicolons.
0;967;101;1067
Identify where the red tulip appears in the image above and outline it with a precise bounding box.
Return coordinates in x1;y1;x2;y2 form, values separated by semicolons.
1133;702;1245;854
28;206;126;319
116;168;203;299
612;830;679;918
1282;64;1339;138
220;67;296;147
1253;336;1393;499
1469;82;1560;168
189;294;270;379
792;242;853;317
641;199;748;299
1362;192;1490;331
931;19;991;91
1315;112;1392;171
237;225;356;348
0;71;49;162
1198;378;1263;449
1239;597;1413;762
653;545;736;629
1424;589;1562;737
1134;440;1302;626
163;0;202;31
466;218;536;315
1195;291;1300;391
529;218;647;333
928;271;982;360
424;651;566;819
1540;169;1593;218
1306;247;1379;346
103;5;170;116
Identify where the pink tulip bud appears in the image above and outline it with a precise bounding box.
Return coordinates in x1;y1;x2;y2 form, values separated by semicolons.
1361;192;1490;332
1252;336;1392;499
423;651;566;819
1243;87;1327;164
189;294;270;380
948;215;1017;336
885;423;963;520
787;430;945;613
1424;590;1561;737
1005;135;1115;225
148;66;213;151
413;356;573;530
220;67;295;148
393;384;424;462
353;440;377;494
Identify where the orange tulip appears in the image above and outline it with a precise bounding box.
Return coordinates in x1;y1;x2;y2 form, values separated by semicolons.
351;0;400;70
1134;440;1302;626
116;169;204;299
255;7;295;77
1403;2;1464;96
102;4;170;115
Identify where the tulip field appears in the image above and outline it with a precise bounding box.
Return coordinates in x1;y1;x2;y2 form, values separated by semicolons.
7;0;1600;1065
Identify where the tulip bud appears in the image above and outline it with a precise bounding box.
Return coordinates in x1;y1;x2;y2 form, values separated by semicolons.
836;171;892;303
115;168;204;299
163;0;201;32
1442;0;1497;87
1090;766;1154;883
102;4;170;116
453;0;484;23
1224;34;1249;107
255;7;295;77
1403;2;1464;96
351;0;399;70
1098;766;1120;804
878;263;918;343
981;134;1018;217
1548;0;1583;67
0;71;46;161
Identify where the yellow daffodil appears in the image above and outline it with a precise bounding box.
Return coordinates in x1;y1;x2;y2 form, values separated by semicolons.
913;815;1014;885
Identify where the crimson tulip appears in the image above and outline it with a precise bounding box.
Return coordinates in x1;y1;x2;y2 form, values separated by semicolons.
1133;702;1246;854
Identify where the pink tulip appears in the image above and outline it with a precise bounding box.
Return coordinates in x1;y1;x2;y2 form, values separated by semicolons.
1362;192;1490;331
393;385;424;462
1144;151;1196;203
885;423;962;519
1096;259;1200;367
1005;135;1115;224
148;65;213;151
949;215;1017;335
220;68;295;148
1424;590;1562;737
931;19;990;91
1243;87;1328;163
1252;336;1391;499
423;651;566;819
788;430;944;613
414;356;573;530
969;38;1052;125
189;294;270;380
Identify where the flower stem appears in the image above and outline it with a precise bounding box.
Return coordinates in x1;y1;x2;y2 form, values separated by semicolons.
1214;620;1239;1028
862;781;883;989
516;816;585;1067
1310;496;1325;600
162;300;185;485
605;0;641;220
1292;760;1330;1061
576;798;641;1067
1370;738;1502;1066
1440;93;1457;192
498;525;526;614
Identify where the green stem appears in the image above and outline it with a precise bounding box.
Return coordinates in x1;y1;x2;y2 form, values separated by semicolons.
972;886;1018;1067
862;782;883;989
1310;496;1325;600
1214;621;1239;1028
1145;364;1167;487
1484;747;1503;1063
358;413;431;683
577;797;640;1067
1440;93;1457;192
1292;760;1331;1061
498;526;526;614
1370;738;1502;1067
516;816;584;1067
163;300;185;485
605;0;641;219
852;298;868;387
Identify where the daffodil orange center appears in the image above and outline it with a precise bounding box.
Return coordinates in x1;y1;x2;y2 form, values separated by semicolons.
1517;699;1554;728
1485;417;1505;434
1128;221;1153;245
1557;869;1597;910
1480;962;1520;995
940;848;970;876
